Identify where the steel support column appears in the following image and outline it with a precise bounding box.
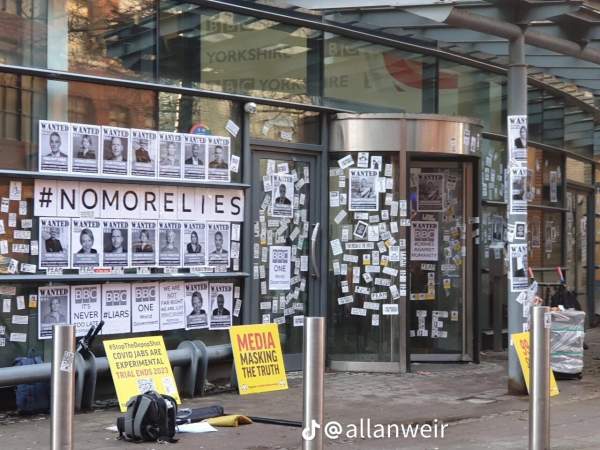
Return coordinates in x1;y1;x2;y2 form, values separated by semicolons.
507;33;528;395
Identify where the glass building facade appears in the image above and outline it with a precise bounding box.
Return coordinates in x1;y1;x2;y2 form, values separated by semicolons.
0;1;598;376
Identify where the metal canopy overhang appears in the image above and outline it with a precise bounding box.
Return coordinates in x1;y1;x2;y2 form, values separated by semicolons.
282;0;600;110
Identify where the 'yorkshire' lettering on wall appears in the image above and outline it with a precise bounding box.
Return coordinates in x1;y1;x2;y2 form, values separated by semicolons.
34;180;244;222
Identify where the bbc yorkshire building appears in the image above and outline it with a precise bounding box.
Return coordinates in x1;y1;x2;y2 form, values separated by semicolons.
0;0;599;403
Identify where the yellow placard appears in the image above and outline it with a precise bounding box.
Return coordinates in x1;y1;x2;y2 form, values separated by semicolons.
103;336;181;412
512;332;559;397
229;324;288;395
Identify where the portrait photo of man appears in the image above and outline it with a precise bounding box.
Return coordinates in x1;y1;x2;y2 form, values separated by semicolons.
212;294;230;316
210;231;228;257
45;228;64;253
46;132;67;158
274;182;292;205
43;297;67;324
161;142;179;166
107;228;126;253
209;145;228;169
135;138;152;163
106;137;127;161
185;144;204;166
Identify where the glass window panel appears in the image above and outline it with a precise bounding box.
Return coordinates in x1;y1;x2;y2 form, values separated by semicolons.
0;1;156;80
564;106;594;157
438;60;506;133
480;139;505;202
528;88;544;142
542;93;565;147
159;4;321;103
158;93;242;183
566;157;593;185
527;148;564;207
249;105;320;144
323;34;435;112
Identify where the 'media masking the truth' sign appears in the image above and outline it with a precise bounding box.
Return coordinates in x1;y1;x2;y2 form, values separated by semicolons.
34;180;244;221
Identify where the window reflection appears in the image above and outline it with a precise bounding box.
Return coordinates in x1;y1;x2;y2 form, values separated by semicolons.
250;105;320;144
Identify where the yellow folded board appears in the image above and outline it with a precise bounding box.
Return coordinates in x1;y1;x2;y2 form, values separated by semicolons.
512;332;559;397
206;415;253;427
104;336;181;412
229;323;288;395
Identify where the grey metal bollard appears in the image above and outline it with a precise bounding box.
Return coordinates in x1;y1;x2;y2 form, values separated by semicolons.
529;306;551;450
51;325;76;450
302;317;326;450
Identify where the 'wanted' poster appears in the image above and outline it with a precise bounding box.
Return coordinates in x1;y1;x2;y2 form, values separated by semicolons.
159;281;185;331
348;168;379;211
207;222;230;267
158;132;182;179
417;173;445;212
130;129;158;178
70;284;101;337
39;217;70;269
410;221;439;261
184;281;209;330
209;282;233;330
510;166;528;214
71;123;101;174
38;285;70;339
207;136;230;182
102;220;129;267
39;120;70;172
131;282;160;333
271;174;294;218
71;219;102;268
183;222;206;266
508;115;527;163
269;246;291;291
130;220;157;267
158;221;182;267
183;134;206;180
509;243;528;292
101;126;130;176
101;283;131;334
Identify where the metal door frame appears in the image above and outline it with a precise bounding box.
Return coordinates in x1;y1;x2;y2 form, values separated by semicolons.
407;156;478;363
248;145;324;370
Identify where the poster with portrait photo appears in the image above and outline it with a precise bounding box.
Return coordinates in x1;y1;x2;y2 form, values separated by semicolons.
159;281;185;331
130;220;157;267
353;220;368;239
207;136;230;182
70;284;101;337
101;283;131;335
130;129;158;178
509;243;528;292
183;222;206;266
183;134;206;180
131;282;160;333
38;285;70;339
102;220;129;267
158;131;182;179
209;282;233;330
184;281;209;330
207;222;230;267
271;174;294;218
39;217;70;269
417;173;445;212
510;166;528;214
71;219;102;268
39;120;70;173
101;126;130;176
158;221;182;267
348;168;379;211
371;156;383;172
71;123;100;174
508;115;527;163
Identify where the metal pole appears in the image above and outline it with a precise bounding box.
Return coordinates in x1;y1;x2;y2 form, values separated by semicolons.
507;33;529;395
529;306;551;450
302;317;326;450
51;325;76;450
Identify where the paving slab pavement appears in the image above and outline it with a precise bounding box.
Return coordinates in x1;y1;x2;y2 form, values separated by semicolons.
1;328;600;449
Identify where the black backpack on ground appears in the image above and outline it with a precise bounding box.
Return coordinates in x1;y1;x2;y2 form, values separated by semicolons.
116;391;178;443
13;351;50;415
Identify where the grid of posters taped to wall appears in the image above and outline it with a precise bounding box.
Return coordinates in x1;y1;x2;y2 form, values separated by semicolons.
407;168;465;339
38;121;240;182
252;159;310;328
330;153;402;325
32;281;242;340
